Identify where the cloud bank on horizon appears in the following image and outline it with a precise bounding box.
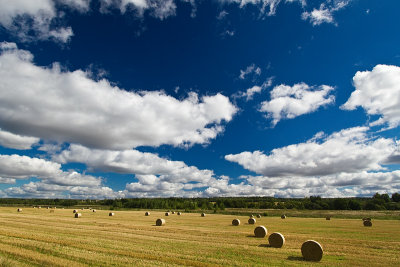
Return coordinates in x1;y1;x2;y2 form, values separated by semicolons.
0;0;399;199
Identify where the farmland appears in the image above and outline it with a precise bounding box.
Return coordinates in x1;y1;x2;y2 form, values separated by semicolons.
0;207;399;266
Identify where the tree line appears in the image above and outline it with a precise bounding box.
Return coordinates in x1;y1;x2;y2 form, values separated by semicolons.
0;192;399;210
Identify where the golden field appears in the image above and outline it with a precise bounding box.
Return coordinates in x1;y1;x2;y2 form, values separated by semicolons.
0;207;399;266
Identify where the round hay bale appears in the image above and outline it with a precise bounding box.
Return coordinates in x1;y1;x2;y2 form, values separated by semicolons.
38;206;41;209
232;219;240;226
177;212;181;215
362;217;371;221
248;218;256;224
92;209;96;213
281;214;286;219
17;208;22;212
73;209;78;213
326;216;331;220
268;232;285;248
363;220;372;227
254;226;267;238
249;214;254;218
257;214;261;218
201;213;206;217
145;211;150;216
172;211;175;214
165;212;170;216
156;218;165;226
74;213;82;218
301;240;323;261
109;212;115;216
47;207;50;209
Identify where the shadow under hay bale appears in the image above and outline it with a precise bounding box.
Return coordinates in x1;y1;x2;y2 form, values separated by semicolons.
248;218;256;224
254;226;267;238
301;240;323;261
75;213;82;218
232;219;240;226
363;220;372;227
268;232;285;248
156;218;165;226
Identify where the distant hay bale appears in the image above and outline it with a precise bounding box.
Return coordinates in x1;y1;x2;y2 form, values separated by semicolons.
326;216;331;220
92;209;96;213
156;218;165;226
232;219;240;226
145;212;150;216
248;218;256;224
109;212;115;216
73;209;78;213
201;213;206;217
257;214;261;218
363;220;372;227
268;232;285;248
165;212;170;216
249;214;254;218
301;240;323;261
254;226;267;238
47;207;50;209
38;206;41;209
17;208;22;212
363;217;371;221
172;211;175;214
281;215;286;219
177;212;181;215
74;213;82;218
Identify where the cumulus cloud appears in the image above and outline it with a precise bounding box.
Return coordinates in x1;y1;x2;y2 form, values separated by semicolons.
239;63;262;80
236;77;273;101
100;0;177;19
0;43;237;150
302;0;350;26
225;127;397;177
341;64;400;129
0;0;73;42
259;82;334;126
0;129;39;150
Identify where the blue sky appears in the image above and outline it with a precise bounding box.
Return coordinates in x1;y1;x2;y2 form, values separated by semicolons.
0;0;399;199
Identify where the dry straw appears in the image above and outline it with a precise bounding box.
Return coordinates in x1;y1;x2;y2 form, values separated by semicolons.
156;218;165;226
254;226;267;238
268;232;285;248
50;210;55;213
232;219;240;226
74;213;82;218
301;240;323;261
145;212;150;216
363;220;372;227
281;215;286;219
17;208;22;212
109;212;115;216
165;212;170;216
248;218;256;224
256;214;261;218
201;213;206;217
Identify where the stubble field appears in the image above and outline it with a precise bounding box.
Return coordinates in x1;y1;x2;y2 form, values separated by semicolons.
0;207;399;266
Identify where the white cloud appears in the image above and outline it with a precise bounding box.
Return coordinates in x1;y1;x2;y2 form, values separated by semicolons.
225;127;397;177
0;177;16;184
100;0;177;19
0;44;237;150
239;63;262;80
302;1;350;26
259;82;335;126
221;0;282;16
0;129;39;150
54;144;215;184
57;0;91;12
237;77;273;101
341;64;400;129
0;0;73;42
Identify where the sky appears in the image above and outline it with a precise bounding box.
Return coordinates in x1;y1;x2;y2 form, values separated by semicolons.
0;0;399;199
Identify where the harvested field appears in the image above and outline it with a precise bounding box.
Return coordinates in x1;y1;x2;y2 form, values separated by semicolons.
0;207;399;266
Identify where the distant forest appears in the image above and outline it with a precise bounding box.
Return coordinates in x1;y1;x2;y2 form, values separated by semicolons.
1;192;400;211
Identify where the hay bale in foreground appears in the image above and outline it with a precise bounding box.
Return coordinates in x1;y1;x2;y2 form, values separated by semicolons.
156;218;165;226
74;213;82;218
165;212;170;216
281;215;286;219
254;226;267;237
363;220;372;227
326;216;331;220
73;209;78;213
301;240;323;261
145;212;150;216
257;214;261;218
232;219;240;226
268;232;285;248
177;212;181;215
109;212;115;216
248;218;256;224
17;208;22;212
201;213;206;217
